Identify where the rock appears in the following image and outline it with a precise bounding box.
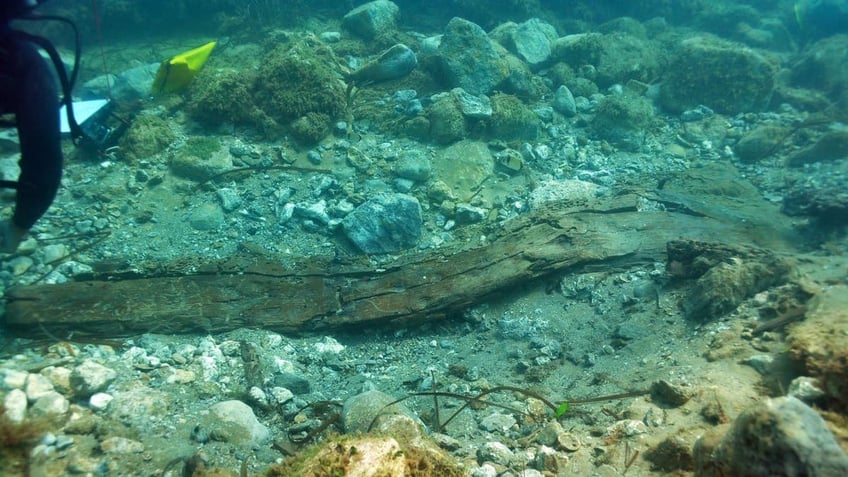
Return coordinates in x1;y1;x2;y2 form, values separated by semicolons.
592;92;654;151
69;360;117;398
650;379;692;407
789;34;848;97
349;43;417;83
204;400;269;447
3;388;28;424
342;0;399;40
477;441;514;466
342;390;415;434
782;171;848;223
82;63;158;102
785;130;848;166
428;95;466;144
452;88;492;119
436;17;510;96
25;373;55;402
733;125;790;162
479;412;517;432
646;435;695;472
455;203;488;224
100;436;145;454
694;396;848;477
29;391;69;417
216;187;241;212
170;147;233;181
528;179;601;209
342;193;422;254
685;257;793;321
89;392;114;411
660;36;778;114
552;32;662;88
787;376;826;404
394;151;431;182
187;203;225;231
431;141;493;202
493;18;558;68
553;85;577;116
273;372;311;395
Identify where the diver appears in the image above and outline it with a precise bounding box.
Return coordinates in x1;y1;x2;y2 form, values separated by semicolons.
0;0;63;253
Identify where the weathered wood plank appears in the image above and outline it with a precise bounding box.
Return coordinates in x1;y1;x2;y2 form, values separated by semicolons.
2;191;799;338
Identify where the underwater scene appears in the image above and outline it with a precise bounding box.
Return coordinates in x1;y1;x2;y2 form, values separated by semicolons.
1;0;848;475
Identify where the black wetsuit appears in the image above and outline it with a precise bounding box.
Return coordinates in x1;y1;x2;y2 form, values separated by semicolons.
0;18;63;231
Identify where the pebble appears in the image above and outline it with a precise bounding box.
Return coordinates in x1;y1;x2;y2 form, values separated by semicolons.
89;392;114;411
100;436;145;454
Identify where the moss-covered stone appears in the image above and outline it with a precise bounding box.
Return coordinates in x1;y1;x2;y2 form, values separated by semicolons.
551;32;663;88
255;45;347;124
118;114;175;162
488;93;539;141
660;36;778;114
290;112;331;145
187;68;260;125
592;93;654;151
427;96;466;144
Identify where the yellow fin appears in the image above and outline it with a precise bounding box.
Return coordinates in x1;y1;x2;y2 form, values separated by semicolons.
151;41;217;95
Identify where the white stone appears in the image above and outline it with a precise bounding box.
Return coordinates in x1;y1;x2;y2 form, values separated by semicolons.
1;369;28;389
30;391;69;417
314;336;345;354
3;388;28;423
89;392;114;411
270;387;294;405
25;373;55;402
206;400;269;446
70;360;117;396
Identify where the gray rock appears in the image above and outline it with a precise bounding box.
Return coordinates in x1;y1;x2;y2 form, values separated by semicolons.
455;203;487;223
342;193;422;254
70;360;117;397
477;441;514;466
342;389;414;433
553;85;577;116
83;63;159;102
694;396;848;477
431;140;494;202
494;18;557;68
452;88;492;119
216;187;241;212
204;400;269;446
394;151;431;182
479;412;517;432
349;43;417;83
342;0;399;40
436;17;510;95
187;203;225;231
273;372;311;395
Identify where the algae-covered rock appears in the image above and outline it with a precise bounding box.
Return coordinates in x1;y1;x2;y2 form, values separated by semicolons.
290;112;331;145
733;125;790;163
187;68;262;126
592;93;654;150
660;36;778;114
170;137;233;181
551;32;663;88
342;0;399;40
790;35;848;98
118;114;175;161
255;45;347;124
491;18;558;69
435;17;510;96
348;43;417;84
694;396;848;477
427;95;466;144
430;140;493;202
488;93;539;141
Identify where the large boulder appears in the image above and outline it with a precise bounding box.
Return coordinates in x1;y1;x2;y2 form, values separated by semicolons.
660;36;778;114
342;0;399;40
694;396;848;477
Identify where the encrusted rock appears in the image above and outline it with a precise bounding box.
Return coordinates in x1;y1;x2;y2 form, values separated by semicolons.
341;193;422;254
342;0;399;40
650;379;692;407
436;17;510;96
694;396;848;477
